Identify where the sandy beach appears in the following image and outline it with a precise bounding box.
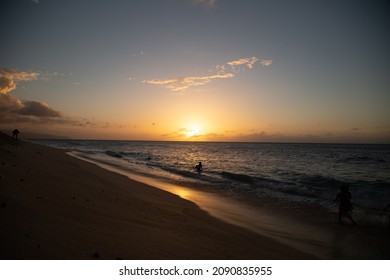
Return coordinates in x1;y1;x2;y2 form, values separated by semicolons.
0;133;315;259
69;146;390;260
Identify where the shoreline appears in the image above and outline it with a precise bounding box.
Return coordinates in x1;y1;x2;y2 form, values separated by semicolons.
68;150;390;260
69;151;335;258
0;135;314;259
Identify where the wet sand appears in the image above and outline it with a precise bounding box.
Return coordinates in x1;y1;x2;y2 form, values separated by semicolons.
70;152;390;259
0;133;313;259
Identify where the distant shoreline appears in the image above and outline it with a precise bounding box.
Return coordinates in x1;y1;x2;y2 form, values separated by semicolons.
27;138;390;146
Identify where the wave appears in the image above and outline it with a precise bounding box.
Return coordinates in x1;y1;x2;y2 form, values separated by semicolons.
219;171;323;199
104;150;152;160
294;174;344;190
340;155;386;163
105;150;123;158
75;149;386;207
221;171;254;184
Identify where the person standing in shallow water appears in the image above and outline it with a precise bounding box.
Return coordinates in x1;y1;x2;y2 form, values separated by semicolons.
333;184;356;225
195;162;203;173
12;129;19;140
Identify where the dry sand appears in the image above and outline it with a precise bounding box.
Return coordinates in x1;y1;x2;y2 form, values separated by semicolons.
0;133;314;259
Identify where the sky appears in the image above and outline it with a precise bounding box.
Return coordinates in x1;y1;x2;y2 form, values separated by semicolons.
1;0;389;143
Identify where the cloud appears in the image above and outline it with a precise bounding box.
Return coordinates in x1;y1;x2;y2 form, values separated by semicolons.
0;68;67;127
161;128;189;138
31;0;40;4
0;92;63;120
0;69;40;94
130;50;144;57
260;59;273;66
144;73;234;92
144;56;271;92
162;127;206;139
0;93;23;112
0;76;16;94
0;97;64;126
191;0;217;9
18;101;63;117
0;68;122;131
227;57;259;69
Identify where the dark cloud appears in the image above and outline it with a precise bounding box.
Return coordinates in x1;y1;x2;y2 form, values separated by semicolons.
0;68;66;126
0;93;22;112
18;100;63;118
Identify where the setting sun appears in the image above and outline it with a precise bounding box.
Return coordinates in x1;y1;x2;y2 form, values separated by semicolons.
1;0;388;145
186;127;202;138
1;0;389;267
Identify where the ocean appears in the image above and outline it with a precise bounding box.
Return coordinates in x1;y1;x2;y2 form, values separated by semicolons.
31;140;390;228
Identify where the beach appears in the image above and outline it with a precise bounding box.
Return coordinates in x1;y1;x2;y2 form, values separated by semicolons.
26;139;390;259
0;133;315;260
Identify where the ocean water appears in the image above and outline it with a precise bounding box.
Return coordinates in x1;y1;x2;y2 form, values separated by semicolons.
32;140;390;226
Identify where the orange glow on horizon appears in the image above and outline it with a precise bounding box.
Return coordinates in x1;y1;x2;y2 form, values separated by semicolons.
186;126;202;138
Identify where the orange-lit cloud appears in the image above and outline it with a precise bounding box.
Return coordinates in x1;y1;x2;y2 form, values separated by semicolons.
227;57;259;69
0;69;40;95
144;56;271;92
144;73;234;92
260;59;273;66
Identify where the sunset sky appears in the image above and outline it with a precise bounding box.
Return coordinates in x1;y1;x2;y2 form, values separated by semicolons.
1;0;389;143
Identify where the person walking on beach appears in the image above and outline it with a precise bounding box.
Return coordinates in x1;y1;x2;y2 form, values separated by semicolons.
333;184;356;225
12;129;20;140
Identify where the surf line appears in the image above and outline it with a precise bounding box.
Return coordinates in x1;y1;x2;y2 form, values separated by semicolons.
67;151;330;258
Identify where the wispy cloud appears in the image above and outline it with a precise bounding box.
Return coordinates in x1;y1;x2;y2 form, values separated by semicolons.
162;128;190;138
260;59;273;66
144;73;234;92
31;0;40;4
227;57;259;69
191;0;218;9
144;56;272;92
130;50;144;57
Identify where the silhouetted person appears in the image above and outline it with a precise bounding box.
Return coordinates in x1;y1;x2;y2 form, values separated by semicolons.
12;129;19;140
333;184;356;225
195;162;203;173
